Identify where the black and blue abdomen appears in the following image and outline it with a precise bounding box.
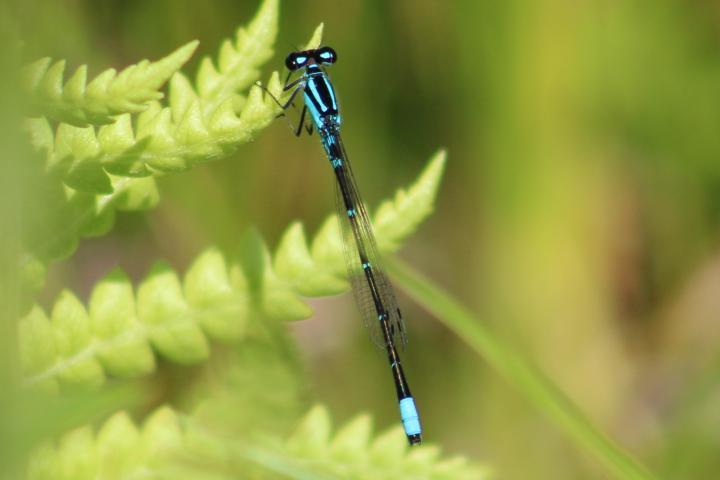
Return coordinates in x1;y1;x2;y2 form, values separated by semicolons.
303;66;340;129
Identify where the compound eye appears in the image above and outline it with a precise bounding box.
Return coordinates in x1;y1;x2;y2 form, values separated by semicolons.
285;52;309;71
315;46;337;65
284;53;298;70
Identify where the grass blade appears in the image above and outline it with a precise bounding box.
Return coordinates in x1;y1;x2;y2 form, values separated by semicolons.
386;256;658;480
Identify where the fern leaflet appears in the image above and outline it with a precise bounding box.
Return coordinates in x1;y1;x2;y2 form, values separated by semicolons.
20;153;446;390
23;42;198;127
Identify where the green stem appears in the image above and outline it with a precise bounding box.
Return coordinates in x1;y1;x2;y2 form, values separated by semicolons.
386;256;658;480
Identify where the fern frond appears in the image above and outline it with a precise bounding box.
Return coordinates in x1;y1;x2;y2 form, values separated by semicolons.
282;405;490;480
27;408;184;480
27;404;488;480
195;0;278;113
25;70;285;193
18;0;304;289
374;151;447;252
19;153;446;389
275;150;447;294
23;42;199;127
24;0;291;194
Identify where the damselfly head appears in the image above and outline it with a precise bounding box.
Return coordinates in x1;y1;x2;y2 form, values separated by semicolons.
285;46;337;71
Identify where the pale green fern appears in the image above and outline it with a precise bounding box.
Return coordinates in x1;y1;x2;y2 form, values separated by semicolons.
19;0;316;290
26;408;182;480
23;42;199;127
23;0;317;193
19;153;446;391
193;0;279;113
281;405;489;480
27;405;487;480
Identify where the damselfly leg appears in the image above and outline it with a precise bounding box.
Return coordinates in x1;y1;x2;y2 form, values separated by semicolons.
254;80;312;136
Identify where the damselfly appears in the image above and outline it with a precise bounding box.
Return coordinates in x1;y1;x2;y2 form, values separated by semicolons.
259;46;423;445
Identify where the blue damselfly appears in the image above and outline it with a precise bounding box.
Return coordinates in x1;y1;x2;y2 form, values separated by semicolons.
260;46;422;445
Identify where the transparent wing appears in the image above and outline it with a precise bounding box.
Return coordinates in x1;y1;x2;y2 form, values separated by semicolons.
332;135;408;350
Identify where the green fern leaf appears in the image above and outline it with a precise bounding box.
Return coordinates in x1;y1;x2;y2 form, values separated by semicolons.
27;408;183;480
20;245;251;388
27;405;488;480
184;246;250;341
282;405;490;480
137;262;210;364
24;70;284;192
275;150;447;296
23;42;199;127
20;6;319;294
51;290;105;388
18;306;59;393
24;0;296;193
19;153;445;389
88;269;156;378
374;150;447;252
196;0;279;113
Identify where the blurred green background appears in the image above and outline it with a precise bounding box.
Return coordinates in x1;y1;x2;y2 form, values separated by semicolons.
7;0;720;478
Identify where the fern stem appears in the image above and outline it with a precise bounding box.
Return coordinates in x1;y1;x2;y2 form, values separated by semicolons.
386;256;658;480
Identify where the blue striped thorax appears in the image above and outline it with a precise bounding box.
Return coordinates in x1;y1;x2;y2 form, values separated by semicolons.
303;63;341;130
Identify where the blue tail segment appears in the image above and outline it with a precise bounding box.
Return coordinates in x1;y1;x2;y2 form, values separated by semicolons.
399;396;422;443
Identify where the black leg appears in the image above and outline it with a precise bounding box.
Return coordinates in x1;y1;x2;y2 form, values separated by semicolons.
254;75;315;135
283;68;309;91
254;82;312;135
283;77;305;92
254;81;303;111
294;104;307;137
292;105;314;137
280;84;304;110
